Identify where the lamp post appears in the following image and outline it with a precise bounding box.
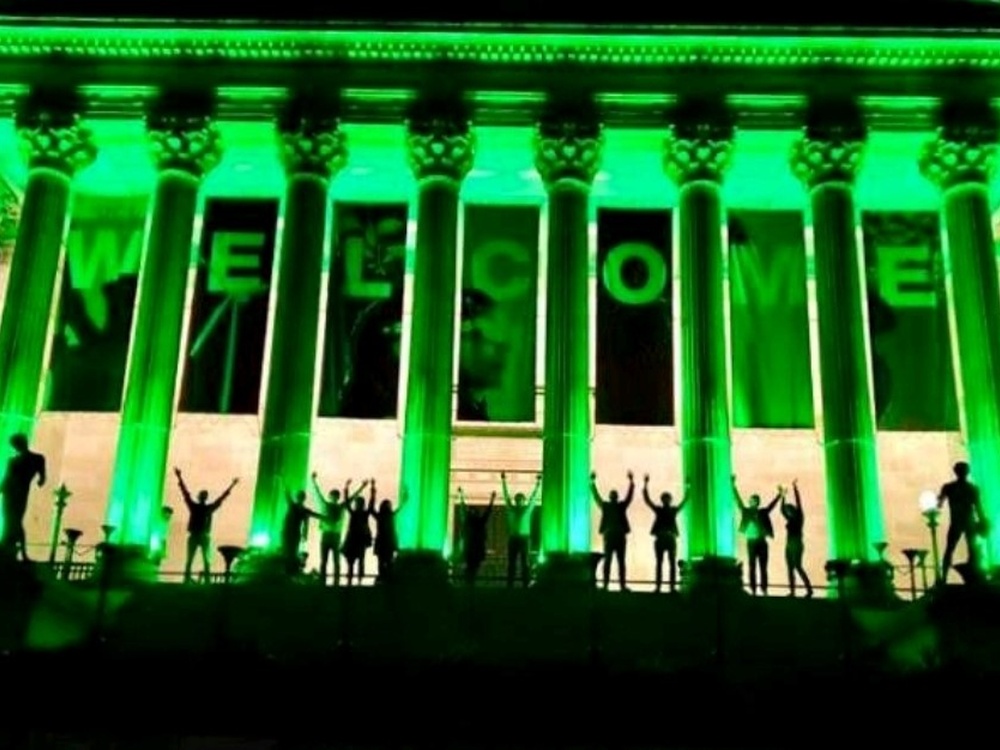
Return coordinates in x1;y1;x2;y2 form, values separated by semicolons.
919;490;941;584
914;549;929;592
48;483;71;564
61;527;82;580
902;548;921;600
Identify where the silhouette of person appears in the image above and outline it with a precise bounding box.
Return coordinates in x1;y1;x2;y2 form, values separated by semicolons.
592;471;635;591
339;288;507;420
173;467;237;583
280;481;322;576
733;476;780;595
311;474;368;586
457;487;495;585
501;471;541;587
938;461;988;582
0;434;45;561
642;475;688;593
343;482;375;585
781;479;813;598
372;481;406;583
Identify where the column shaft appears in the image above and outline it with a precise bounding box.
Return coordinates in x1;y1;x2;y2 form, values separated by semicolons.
398;179;462;551
250;174;330;546
107;171;200;545
0;100;95;446
676;181;734;558
941;183;1000;565
0;170;71;442
809;183;883;561
540;184;592;554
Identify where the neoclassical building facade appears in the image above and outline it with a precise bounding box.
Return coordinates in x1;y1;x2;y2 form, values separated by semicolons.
0;8;998;588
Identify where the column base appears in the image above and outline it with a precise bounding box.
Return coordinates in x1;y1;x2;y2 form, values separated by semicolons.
680;556;743;595
392;550;450;587
94;544;157;586
534;552;601;589
825;559;897;604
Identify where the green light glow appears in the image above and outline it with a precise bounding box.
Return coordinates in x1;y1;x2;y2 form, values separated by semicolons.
4;24;1000;72
806;184;885;562
107;171;202;546
939;182;1000;567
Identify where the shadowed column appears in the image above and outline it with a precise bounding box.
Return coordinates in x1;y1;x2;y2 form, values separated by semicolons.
534;113;603;584
396;112;474;577
106;99;221;564
791;118;887;597
921;113;1000;571
663;118;740;589
249;112;347;552
0;93;95;447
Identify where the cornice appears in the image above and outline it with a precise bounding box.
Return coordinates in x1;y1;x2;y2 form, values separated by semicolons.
1;23;1000;70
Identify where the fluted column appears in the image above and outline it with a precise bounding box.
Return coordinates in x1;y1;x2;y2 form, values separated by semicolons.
0;94;95;447
105;102;221;558
249;114;347;551
921;116;1000;570
533;115;603;582
663;120;740;587
791;121;886;583
396;112;474;571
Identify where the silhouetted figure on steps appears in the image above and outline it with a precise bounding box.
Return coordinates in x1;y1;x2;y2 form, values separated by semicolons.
734;476;780;595
343;484;375;586
592;471;635;591
781;479;813;598
501;471;541;587
0;434;45;562
643;475;688;593
311;474;368;586
938;461;989;583
458;487;495;585
372;481;405;583
174;467;237;583
281;480;322;576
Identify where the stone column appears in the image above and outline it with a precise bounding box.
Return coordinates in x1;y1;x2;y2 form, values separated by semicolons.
105;100;221;574
0;94;95;447
921;115;1000;572
791;120;887;597
533;114;603;585
249;113;347;556
395;112;474;579
663;119;741;590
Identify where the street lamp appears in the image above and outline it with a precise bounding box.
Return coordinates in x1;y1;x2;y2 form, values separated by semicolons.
901;548;924;600
919;490;941;584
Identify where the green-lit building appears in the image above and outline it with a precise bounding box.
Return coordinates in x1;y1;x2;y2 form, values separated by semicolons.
1;2;1000;590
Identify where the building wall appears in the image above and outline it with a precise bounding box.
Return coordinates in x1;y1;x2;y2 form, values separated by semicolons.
24;412;962;590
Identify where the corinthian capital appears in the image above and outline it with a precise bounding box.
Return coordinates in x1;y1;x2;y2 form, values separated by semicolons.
790;124;866;189
15;93;96;176
146;99;222;178
920;122;999;190
405;115;475;183
277;115;347;179
533;116;603;189
662;121;734;186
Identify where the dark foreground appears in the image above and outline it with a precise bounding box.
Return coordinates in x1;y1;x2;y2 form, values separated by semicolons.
2;562;1000;747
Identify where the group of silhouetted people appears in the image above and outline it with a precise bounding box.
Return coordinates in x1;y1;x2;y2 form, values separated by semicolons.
0;431;991;596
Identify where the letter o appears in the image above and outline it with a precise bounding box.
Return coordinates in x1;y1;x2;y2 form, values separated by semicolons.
602;242;667;305
471;239;532;302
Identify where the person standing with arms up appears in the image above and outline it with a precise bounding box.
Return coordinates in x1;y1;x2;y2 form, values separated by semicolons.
501;471;541;587
457;486;495;585
173;468;238;583
310;474;368;586
780;479;813;597
642;475;688;593
591;471;635;591
734;476;780;595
